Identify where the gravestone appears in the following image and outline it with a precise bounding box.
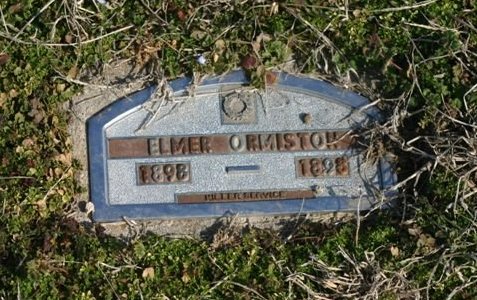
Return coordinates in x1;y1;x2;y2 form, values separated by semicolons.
87;70;395;222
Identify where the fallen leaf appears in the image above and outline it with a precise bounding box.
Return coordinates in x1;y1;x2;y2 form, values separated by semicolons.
265;71;278;85
390;245;400;257
31;109;44;124
407;227;422;237
0;93;7;108
64;33;74;44
54;167;63;177
67;65;78;80
0;53;9;66
22;138;35;148
36;199;47;211
9;89;18;98
8;3;23;14
28;98;45;124
191;30;206;40
241;54;257;70
181;272;190;283
142;267;155;279
30;97;42;109
252;33;271;53
55;152;72;166
56;83;66;93
418;234;436;249
177;10;187;21
26;159;35;167
215;39;226;53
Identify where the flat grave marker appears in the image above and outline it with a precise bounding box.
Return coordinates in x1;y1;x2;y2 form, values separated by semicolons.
87;71;396;221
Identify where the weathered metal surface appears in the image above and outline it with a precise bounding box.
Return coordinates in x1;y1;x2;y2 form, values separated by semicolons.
87;70;396;221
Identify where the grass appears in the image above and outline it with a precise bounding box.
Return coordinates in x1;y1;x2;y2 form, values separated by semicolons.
1;0;476;298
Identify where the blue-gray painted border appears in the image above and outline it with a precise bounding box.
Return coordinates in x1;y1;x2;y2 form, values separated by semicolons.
87;70;393;222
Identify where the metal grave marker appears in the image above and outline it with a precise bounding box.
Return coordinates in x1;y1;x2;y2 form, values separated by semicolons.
87;71;396;221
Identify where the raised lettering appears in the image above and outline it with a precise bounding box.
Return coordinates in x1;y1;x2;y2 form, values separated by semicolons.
276;133;285;150
171;138;188;155
263;192;269;198
200;137;212;153
335;156;349;176
246;134;260;151
176;164;189;181
139;165;152;184
189;137;201;154
260;134;277;151
148;139;160;156
310;159;325;176
311;132;326;149
112;130;354;158
297;133;311;149
326;132;337;149
296;156;350;178
230;135;245;152
283;133;296;150
137;163;191;184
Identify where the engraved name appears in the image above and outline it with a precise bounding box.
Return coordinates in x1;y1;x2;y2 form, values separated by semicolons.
148;136;212;156
138;131;352;157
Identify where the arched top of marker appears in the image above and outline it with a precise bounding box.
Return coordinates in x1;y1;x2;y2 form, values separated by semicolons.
89;70;380;128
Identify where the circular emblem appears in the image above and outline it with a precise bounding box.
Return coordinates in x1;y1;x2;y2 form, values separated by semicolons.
222;93;253;121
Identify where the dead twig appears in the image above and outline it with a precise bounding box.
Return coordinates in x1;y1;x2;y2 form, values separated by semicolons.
370;0;438;13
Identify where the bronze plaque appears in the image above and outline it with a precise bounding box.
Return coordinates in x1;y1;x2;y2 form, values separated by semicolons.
177;189;316;204
108;130;354;159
